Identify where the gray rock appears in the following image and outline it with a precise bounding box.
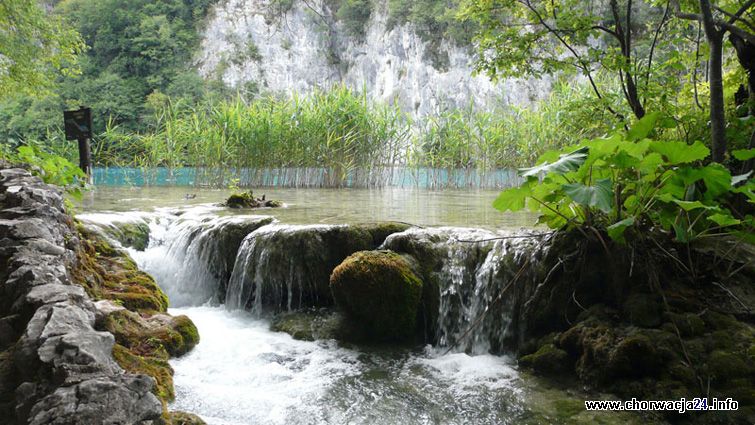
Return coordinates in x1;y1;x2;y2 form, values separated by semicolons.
0;167;164;424
28;375;163;425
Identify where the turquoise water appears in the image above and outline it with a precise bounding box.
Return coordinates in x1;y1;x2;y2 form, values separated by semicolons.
92;167;521;189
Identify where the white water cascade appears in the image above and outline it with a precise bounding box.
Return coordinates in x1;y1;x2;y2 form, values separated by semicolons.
77;206;574;424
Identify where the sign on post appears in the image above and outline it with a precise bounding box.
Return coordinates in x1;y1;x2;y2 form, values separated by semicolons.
63;107;93;181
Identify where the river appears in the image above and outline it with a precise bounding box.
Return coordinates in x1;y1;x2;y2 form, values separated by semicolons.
78;186;640;425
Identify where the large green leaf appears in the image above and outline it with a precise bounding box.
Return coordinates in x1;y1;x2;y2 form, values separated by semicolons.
671;200;715;211
607;217;635;243
627;112;659;142
493;184;530;212
520;147;588;177
649;141;709;164
562;178;614;213
732;148;755;161
707;213;741;227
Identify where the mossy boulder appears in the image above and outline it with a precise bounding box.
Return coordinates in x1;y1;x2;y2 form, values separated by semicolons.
223;190;282;209
330;250;423;342
168;411;207;425
519;343;572;376
73;225;170;313
270;308;367;342
108;221;151;251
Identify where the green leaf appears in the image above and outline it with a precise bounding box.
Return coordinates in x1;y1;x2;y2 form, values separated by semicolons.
649;141;709;164
671;200;714;211
562;178;614;213
707;213;741;227
732;148;755;161
627;112;659;142
520;147;589;177
607;217;635;243
672;222;689;243
493;184;531;212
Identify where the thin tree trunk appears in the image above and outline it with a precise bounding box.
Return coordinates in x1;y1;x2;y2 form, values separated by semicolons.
699;0;727;162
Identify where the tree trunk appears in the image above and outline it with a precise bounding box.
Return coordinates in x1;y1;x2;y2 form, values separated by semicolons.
699;0;727;162
729;33;755;115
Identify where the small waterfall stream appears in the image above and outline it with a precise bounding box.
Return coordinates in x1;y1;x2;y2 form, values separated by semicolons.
77;205;611;424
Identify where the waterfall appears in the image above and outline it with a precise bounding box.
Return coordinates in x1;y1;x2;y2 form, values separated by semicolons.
382;227;546;354
80;208;547;354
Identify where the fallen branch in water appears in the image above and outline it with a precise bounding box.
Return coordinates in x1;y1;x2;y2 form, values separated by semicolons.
453;232;555;243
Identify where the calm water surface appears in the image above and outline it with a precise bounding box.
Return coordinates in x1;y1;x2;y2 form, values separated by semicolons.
78;186;537;229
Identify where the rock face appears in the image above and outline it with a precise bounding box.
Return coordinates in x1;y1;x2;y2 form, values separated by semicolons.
330;250;423;341
0;168;163;424
198;0;554;118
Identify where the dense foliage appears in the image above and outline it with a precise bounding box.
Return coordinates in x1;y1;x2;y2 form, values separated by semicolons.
1;0;216;141
494;113;755;243
0;0;84;95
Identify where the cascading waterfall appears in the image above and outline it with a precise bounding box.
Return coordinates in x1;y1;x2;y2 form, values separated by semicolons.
76;194;638;424
381;227;546;354
225;224;338;313
83;207;547;353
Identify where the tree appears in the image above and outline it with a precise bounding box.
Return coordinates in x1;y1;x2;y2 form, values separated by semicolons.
673;0;755;162
0;0;84;96
461;0;680;121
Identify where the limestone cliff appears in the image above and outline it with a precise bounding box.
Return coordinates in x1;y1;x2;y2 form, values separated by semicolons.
198;0;554;117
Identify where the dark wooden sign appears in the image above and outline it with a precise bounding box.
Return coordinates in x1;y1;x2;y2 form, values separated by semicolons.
64;107;93;141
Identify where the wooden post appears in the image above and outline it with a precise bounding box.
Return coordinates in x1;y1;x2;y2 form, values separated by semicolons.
64;106;93;183
78;137;92;183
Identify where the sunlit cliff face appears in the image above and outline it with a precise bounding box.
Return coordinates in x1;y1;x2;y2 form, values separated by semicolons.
197;0;555;118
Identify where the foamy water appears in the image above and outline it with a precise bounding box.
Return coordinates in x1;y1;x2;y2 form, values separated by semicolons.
168;306;523;425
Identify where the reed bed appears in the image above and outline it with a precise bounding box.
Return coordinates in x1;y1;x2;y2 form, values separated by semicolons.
22;82;608;188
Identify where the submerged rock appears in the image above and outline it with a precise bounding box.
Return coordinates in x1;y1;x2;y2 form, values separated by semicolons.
330;250;424;342
270;308;364;342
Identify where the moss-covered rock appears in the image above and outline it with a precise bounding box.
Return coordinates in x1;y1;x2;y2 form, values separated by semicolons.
168;411;207;425
112;344;174;402
72;225;169;313
622;293;663;328
330;250;423;342
98;220;151;251
73;222;200;411
519;343;572;376
223;190;281;209
270;308;367;342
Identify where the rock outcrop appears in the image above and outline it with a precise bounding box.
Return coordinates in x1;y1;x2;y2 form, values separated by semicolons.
198;0;554;118
0;168;164;424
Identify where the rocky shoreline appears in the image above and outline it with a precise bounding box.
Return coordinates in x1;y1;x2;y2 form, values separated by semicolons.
0;167;202;424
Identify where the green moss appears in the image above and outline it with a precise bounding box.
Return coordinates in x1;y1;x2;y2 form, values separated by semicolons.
109;222;151;251
356;222;411;247
168;411;207;425
224;190;282;209
519;343;572;376
622;293;662;328
330;250;423;342
112;344;174;402
608;334;661;378
170;315;199;356
706;350;749;382
664;312;706;337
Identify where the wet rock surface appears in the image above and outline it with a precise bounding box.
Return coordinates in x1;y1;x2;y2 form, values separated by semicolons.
225;222;410;312
0;168;163;424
